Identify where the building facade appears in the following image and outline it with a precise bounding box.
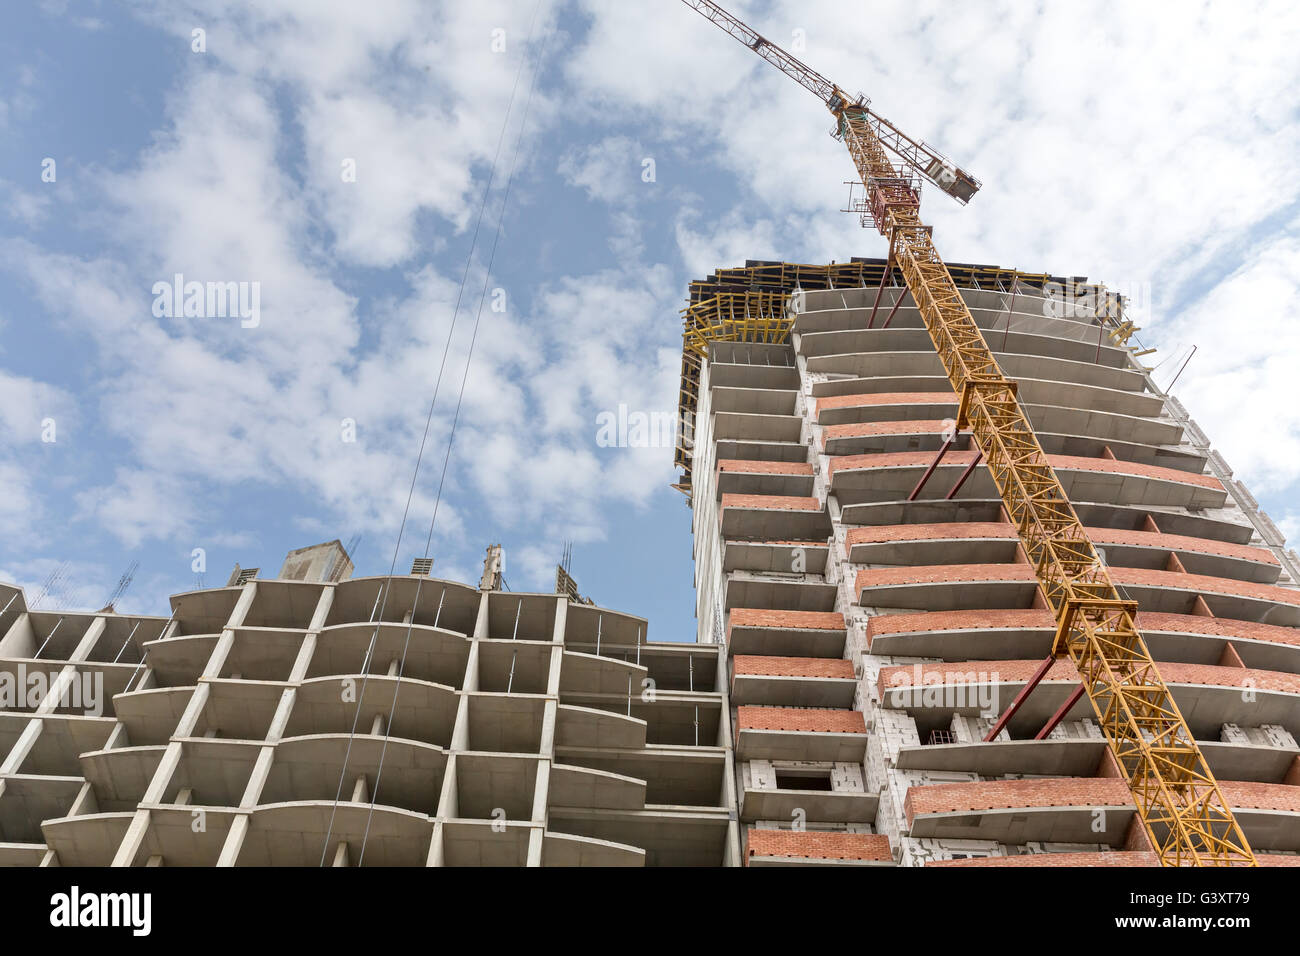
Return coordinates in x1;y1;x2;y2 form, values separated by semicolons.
684;258;1300;866
3;257;1300;866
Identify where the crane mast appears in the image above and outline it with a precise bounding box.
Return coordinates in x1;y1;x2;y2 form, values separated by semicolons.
680;0;1255;866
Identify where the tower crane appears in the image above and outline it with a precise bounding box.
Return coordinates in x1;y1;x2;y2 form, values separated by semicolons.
679;0;1255;866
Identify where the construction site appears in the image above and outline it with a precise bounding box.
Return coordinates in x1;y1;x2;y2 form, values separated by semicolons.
1;1;1296;872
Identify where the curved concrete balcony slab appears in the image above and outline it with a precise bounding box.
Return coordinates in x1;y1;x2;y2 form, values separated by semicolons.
541;830;645;866
713;410;802;443
896;737;1299;784
845;521;1276;584
548;764;646;811
707;360;799;392
168;586;242;635
41;811;134;866
799;325;1135;375
841;497;1253;548
879;659;1300;741
814;391;956;427
731;655;856;707
857;564;1039;612
79;744;167;810
135;804;236;866
0;774;81;844
113;685;194;746
196;678;291;741
553;746;726;808
719;493;831;542
716;460;815;499
1111;568;1300;626
867;608;1054;660
560;651;647;697
0;842;46;866
235;801;432;866
830;450;1225;511
866;608;1300;673
714;437;808;466
905;777;1135;845
556;704;646;750
325;575;480;636
288;675;459;746
740;785;878;824
723;571;837;614
258;734;446;814
726;609;847;659
735;706;867;761
723;539;829;574
745;828;893;867
0;713;115;777
546;806;731;867
440;819;533;867
141;633;220;687
709;384;797;416
847;522;1020;565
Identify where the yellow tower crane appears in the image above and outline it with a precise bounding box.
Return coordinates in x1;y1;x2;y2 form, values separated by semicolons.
679;0;1255;866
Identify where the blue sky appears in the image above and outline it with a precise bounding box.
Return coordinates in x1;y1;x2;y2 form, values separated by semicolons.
1;0;1298;644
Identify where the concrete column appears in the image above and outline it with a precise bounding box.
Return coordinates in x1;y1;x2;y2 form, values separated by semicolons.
111;585;252;866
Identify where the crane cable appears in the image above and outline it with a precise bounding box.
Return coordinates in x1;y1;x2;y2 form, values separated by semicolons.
355;2;553;866
318;0;545;865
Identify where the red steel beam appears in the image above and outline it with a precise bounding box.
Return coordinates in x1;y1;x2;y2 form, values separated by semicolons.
982;654;1055;742
944;450;983;499
1034;682;1087;740
906;437;953;501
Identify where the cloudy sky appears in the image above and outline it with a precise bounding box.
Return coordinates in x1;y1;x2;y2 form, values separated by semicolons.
1;0;1298;642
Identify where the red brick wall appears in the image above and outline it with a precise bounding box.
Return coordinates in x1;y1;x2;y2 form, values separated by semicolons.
866;608;1054;641
904;778;1131;824
729;609;845;632
824;419;952;441
737;705;866;734
746;829;892;863
1090;528;1277;565
828;450;1223;493
814;391;954;414
716;459;814;476
1138;611;1300;648
733;655;854;679
879;658;1300;695
904;777;1300;825
856;564;1036;592
1113;567;1300;607
720;493;820;512
847;522;1015;546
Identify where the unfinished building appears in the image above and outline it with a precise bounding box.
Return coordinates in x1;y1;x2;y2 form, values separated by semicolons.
682;257;1300;866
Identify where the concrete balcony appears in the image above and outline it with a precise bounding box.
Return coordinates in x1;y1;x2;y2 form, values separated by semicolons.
814;391;956;427
308;622;471;690
712;410;802;444
719;493;831;542
709;385;797;416
744;828;893;867
715;460;815;499
904;777;1300;851
739;784;878;824
722;539;829;574
730;655;857;707
726;609;847;659
829;450;1226;511
541;830;644;866
1110;568;1300;626
546;805;732;867
857;564;1040;612
865;608;1300;675
552;745;727;808
878;659;1300;742
845;521;1278;585
896;737;1300;784
735;706;867;761
723;570;837;614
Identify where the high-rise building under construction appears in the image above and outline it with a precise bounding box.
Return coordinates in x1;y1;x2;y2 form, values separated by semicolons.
3;257;1300;867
